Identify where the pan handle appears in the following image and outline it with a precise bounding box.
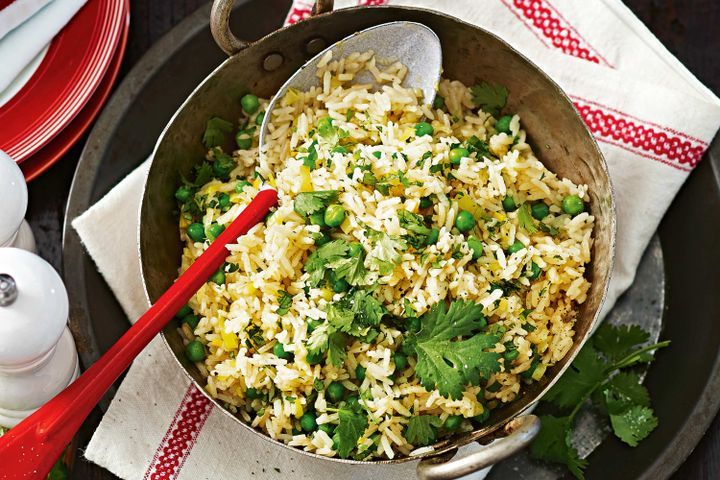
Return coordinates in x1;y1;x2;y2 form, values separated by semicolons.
416;415;541;480
211;0;335;55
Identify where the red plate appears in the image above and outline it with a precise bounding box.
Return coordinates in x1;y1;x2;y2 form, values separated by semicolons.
20;14;128;181
0;0;129;163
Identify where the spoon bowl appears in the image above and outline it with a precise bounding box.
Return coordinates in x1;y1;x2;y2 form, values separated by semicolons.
258;21;442;150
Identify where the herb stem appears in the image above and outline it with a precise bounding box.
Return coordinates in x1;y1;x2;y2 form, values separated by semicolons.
605;341;670;374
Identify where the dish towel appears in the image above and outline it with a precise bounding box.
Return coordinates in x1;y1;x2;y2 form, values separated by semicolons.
74;1;720;479
0;0;88;93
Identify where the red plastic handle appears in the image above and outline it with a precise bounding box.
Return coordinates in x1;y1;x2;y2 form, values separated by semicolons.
0;189;278;479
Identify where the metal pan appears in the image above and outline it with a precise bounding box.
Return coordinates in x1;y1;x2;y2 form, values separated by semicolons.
137;1;616;477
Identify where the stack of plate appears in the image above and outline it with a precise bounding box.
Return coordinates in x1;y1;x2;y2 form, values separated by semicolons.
0;0;129;181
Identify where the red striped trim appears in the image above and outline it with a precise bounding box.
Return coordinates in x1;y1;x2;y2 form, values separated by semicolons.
502;0;612;67
572;96;707;172
357;0;389;5
285;1;313;25
143;385;214;480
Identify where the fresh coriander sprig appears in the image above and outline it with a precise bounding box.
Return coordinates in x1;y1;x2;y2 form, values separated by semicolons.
530;324;669;479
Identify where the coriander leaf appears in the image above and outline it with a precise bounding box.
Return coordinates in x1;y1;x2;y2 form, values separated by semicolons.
530;415;587;479
538;222;559;236
325;290;386;338
333;408;368;458
191;162;214;188
351;290;386;329
409;301;500;399
470;82;508;116
367;231;407;275
326;301;356;333
398;210;432;249
317;116;339;144
276;290;292;315
517;203;538;234
465;135;491;160
329;252;369;286
405;415;443;446
203;117;234;149
593;323;650;363
313;378;324;392
327;331;348;367
301;141;319;170
604;372;650;412
609;405;658;447
304;239;350;287
307;322;329;356
294;191;339;217
543;344;607;409
211;148;236;181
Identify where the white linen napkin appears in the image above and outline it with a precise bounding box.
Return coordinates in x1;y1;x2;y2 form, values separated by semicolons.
74;1;720;479
0;0;87;94
0;0;52;40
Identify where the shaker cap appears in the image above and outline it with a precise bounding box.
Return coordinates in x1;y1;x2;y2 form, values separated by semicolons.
0;151;28;246
0;248;69;366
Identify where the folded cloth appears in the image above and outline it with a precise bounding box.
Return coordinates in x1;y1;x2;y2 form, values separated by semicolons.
0;0;52;40
75;1;720;479
0;0;86;93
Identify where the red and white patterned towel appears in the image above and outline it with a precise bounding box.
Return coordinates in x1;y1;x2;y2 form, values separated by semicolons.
73;1;720;479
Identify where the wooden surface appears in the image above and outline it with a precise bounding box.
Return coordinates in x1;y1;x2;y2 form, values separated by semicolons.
24;0;720;478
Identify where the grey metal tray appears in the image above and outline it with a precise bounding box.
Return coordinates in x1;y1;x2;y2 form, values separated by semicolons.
61;1;720;478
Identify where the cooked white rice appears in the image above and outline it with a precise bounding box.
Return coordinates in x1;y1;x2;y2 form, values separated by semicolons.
175;50;594;460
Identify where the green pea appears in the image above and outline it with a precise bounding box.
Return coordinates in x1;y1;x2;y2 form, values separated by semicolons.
182;314;200;330
175;304;192;318
332;278;350;293
355;365;367;382
236;130;253;149
318;423;335;436
507;240;525;254
407;317;421;333
467;236;484;260
419;196;433;209
307;349;324;365
300;412;318;432
425;227;440;246
472;408;490;425
495;115;513;134
208;223;225;240
455;210;477;233
415;122;434;137
246;387;261;399
273;342;292;360
531;202;549;220
449;147;470;165
348;242;363;256
528;261;541;280
372;151;382;159
562;195;585;216
235;180;251;193
175;186;192;203
309;211;327;227
444;415;462;431
187;223;206;242
218;193;231;209
307;318;322;333
346;396;360;410
185;340;205;362
433;95;445;110
331;145;348;154
241;93;260;114
394;353;408;372
327;382;345;403
255;111;265;126
324;204;346;228
209;267;225;285
502;195;517;212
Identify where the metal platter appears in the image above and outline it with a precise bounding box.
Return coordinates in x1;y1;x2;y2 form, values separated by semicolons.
61;0;720;478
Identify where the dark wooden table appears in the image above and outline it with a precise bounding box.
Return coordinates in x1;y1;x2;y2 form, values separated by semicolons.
24;0;720;478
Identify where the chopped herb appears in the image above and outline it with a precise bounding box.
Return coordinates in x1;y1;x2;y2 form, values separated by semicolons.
470;81;508;116
313;378;325;391
366;229;407;275
538;222;559;236
333;408;368;458
294;190;339;218
404;301;501;399
398;210;432;249
202;117;234;148
405;415;443;446
304;239;350;287
211;148;236;181
276;290;292;315
517;203;539;234
301;141;319;170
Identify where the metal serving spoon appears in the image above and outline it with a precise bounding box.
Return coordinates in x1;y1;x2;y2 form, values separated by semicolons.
259;21;442;150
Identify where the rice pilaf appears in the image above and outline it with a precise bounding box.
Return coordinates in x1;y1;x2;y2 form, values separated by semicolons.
174;50;594;460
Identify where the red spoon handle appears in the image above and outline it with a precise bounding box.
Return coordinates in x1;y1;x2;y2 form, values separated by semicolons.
0;189;278;479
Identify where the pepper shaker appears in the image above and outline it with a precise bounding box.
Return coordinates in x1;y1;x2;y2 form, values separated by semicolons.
0;151;36;252
0;248;79;428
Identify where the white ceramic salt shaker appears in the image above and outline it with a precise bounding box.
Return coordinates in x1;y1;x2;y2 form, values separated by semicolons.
0;150;36;252
0;248;79;428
